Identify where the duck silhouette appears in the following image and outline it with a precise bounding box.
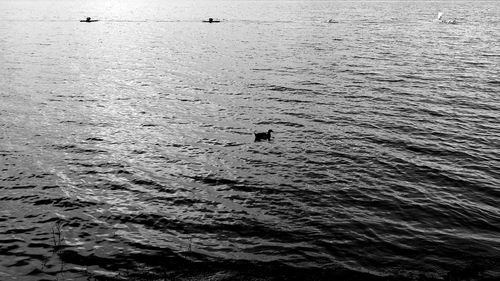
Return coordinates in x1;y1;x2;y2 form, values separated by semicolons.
254;130;273;142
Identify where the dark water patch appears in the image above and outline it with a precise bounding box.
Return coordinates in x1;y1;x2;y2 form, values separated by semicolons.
172;197;209;206
454;100;499;112
190;175;246;187
372;86;397;93
370;136;480;162
198;138;228;146
247;82;268;88
10;184;38;189
59;120;112;127
300;81;324;86
377;155;483;192
266;85;321;96
418;107;449;117
32;197;100;209
80;170;99;175
54;198;99;210
281;111;314;119
26;241;53;250
70;163;132;176
0;244;20;254
463;61;491;67
10;257;30;267
59;249;127;268
40;185;59;190
130;177;168;191
3;227;37;235
71;162;127;169
26;172;53;179
84;180;133;192
224;142;244;147
56;252;499;281
116;97;131;100
373;77;405;83
267;97;314;104
397;73;438;81
85;137;104;142
0;194;39;201
190;174;291;195
0;238;25;244
50;144;108;154
481;53;500;57
76;98;99;102
178;97;202;103
110;212;302;241
26;268;46;277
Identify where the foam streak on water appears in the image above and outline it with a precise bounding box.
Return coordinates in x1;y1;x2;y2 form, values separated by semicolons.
1;0;499;280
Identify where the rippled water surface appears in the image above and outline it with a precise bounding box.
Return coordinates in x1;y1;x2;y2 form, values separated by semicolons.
1;0;499;280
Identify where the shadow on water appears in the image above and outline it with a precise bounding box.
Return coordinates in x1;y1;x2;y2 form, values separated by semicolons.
41;221;499;281
56;258;500;281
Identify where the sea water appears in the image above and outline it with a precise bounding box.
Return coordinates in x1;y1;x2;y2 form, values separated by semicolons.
0;0;499;280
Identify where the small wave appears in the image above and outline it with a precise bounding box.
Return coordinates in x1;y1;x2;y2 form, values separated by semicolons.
266;85;321;96
32;197;100;209
85;137;104;142
256;120;305;128
50;144;108;154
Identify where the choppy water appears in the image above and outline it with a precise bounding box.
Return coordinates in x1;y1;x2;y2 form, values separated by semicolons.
1;0;499;280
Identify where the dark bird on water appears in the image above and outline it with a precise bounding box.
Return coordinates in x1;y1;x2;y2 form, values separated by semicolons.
254;129;273;142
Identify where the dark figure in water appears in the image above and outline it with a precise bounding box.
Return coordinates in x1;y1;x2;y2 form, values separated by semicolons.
254;130;273;142
86;17;91;22
208;18;213;23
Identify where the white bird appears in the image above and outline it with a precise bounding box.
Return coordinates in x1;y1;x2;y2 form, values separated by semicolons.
435;12;457;24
